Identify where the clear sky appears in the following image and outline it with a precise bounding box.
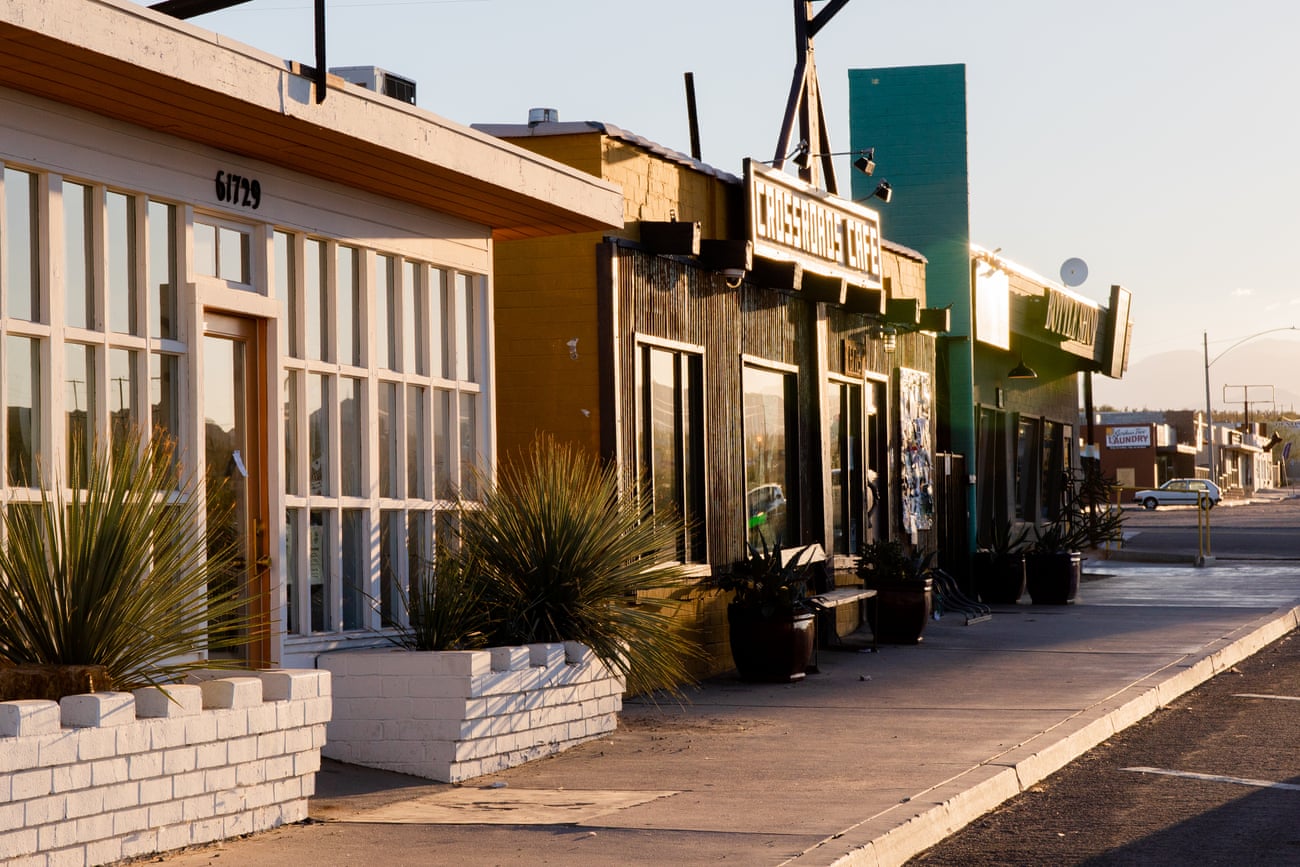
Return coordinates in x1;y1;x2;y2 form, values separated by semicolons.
185;0;1300;364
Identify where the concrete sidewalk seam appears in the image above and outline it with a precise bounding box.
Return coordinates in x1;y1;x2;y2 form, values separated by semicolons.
819;606;1300;867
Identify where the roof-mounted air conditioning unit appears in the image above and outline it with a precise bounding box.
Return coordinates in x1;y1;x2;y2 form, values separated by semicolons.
329;65;417;105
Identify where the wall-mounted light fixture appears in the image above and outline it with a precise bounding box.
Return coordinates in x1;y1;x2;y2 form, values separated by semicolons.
1007;357;1038;380
777;142;883;180
862;180;892;204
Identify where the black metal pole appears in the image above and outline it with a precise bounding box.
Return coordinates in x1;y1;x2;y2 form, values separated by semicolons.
684;72;702;161
314;0;326;104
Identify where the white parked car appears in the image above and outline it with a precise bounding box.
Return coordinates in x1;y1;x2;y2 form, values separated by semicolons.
1133;478;1221;510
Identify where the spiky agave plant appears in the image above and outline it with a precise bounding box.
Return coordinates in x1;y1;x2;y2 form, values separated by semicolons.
387;541;491;652
459;436;703;696
0;431;253;692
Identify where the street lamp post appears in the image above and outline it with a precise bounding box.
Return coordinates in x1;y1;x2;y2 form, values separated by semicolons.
1203;326;1298;486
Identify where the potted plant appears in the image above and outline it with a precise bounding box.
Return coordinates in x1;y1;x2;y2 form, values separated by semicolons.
713;535;818;683
973;521;1029;605
857;539;935;644
1024;519;1083;605
1024;465;1126;605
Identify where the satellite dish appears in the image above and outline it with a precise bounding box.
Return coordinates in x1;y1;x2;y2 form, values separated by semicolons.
1060;257;1088;287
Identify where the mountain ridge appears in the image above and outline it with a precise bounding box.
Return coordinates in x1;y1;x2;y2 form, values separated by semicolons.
1091;339;1300;414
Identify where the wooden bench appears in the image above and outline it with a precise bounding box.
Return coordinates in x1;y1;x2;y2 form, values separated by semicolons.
807;585;877;666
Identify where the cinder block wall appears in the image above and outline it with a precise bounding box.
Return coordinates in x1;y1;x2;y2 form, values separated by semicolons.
0;670;331;866
319;642;623;783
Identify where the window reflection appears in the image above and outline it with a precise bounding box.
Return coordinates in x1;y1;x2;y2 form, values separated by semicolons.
7;336;41;486
4;168;39;321
107;191;137;334
64;182;93;329
379;382;398;499
376;255;396;370
337;246;360;367
149;201;177;340
308;373;329;496
305;239;326;361
340;377;362;497
66;344;94;485
454;273;475;381
408;385;427;499
743;365;796;547
459;393;478;500
109;348;137;452
341;509;366;630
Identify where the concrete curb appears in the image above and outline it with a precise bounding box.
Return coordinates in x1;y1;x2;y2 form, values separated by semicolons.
815;605;1300;867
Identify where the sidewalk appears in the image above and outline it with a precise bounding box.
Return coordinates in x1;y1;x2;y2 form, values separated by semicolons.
158;562;1300;867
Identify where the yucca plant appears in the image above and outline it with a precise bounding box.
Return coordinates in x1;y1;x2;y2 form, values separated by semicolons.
458;436;703;696
0;431;254;694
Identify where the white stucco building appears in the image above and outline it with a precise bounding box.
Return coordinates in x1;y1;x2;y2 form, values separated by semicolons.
0;0;622;668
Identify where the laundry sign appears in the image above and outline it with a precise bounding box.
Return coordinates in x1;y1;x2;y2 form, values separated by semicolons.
1105;425;1151;449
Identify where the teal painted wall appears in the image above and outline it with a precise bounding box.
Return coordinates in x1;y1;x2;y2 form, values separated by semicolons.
848;63;977;540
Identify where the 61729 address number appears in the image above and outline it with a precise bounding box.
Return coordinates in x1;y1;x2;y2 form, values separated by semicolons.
215;170;261;210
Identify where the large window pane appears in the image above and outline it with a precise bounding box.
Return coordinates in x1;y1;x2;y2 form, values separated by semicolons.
648;349;678;517
4;168;39;321
408;385;428;499
459;393;478;500
66;343;94;485
197;221;251;285
337;246;360;367
193;222;216;278
308;373;330;495
274;231;295;355
744;366;795;547
148;201;177;340
285;509;300;634
341;509;366;630
7;336;41;486
305;239;326;361
638;345;705;562
434;269;449;378
107;191;137;335
454;273;476;381
376;255;396;370
379;381;399;498
64;182;93;330
109;348;138;452
380;510;403;626
309;509;329;632
340;377;363;497
403;261;424;375
218;226;249;284
284;371;300;496
434;388;453;499
408;510;430;606
150;352;179;449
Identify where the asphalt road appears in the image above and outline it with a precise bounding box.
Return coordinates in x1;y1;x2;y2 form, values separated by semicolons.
1119;497;1300;560
908;630;1300;865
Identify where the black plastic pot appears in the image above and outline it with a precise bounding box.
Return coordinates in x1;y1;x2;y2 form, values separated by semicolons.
726;605;816;683
973;551;1026;605
865;577;933;644
1024;551;1082;605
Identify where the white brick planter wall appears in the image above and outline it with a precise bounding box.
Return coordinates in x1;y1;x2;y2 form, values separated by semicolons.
319;642;624;783
0;669;331;866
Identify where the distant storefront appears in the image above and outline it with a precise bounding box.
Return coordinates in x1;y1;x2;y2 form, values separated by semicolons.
475;117;950;675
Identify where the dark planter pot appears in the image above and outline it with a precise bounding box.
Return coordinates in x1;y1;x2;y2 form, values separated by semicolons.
1024;551;1082;604
973;551;1027;605
865;577;933;644
727;605;816;683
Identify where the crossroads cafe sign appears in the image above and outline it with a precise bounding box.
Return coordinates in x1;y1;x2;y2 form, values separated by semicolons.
745;160;883;289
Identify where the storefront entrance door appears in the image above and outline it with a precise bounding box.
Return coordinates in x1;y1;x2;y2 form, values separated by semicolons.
203;312;271;668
